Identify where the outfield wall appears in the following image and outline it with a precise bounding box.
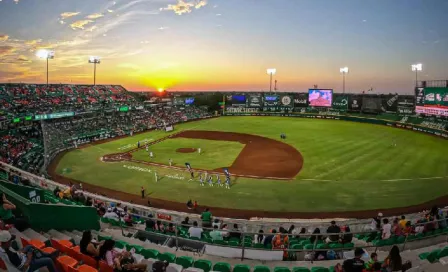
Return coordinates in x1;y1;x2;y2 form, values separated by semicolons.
223;112;448;139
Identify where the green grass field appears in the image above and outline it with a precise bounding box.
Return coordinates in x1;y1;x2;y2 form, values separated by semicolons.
55;117;448;213
132;138;245;170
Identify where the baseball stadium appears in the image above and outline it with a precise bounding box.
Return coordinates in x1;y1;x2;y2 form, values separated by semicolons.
1;0;448;271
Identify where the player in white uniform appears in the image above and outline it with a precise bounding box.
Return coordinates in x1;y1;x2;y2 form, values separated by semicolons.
169;158;173;167
216;174;222;187
208;174;214;187
198;148;201;154
149;151;153;159
199;173;205;186
225;176;230;189
146;145;149;152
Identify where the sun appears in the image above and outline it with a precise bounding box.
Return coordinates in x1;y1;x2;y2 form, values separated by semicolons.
158;88;164;93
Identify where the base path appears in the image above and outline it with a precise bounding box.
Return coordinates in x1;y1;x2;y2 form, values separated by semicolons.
176;148;197;153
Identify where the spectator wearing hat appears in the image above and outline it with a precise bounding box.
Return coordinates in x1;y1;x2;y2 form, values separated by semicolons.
0;230;58;272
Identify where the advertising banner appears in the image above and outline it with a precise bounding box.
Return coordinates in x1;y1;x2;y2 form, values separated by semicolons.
279;95;294;108
263;95;279;107
332;95;349;110
381;94;399;112
308;89;333;107
230;95;247;107
294;93;308;107
362;97;381;113
348;95;363;111
247;95;263;107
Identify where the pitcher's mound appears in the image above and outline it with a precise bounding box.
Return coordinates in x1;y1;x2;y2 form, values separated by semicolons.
176;148;197;153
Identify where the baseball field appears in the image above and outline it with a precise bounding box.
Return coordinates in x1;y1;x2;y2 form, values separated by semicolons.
50;116;448;218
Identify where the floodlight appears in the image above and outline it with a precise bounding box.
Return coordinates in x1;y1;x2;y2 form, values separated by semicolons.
89;56;101;64
340;67;349;74
411;63;422;71
36;49;55;59
266;68;277;75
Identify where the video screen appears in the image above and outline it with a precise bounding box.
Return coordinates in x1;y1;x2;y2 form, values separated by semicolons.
264;96;278;101
308;89;333;107
185;98;195;105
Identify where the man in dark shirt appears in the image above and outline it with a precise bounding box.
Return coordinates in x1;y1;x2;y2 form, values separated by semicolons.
326;220;341;243
343;248;365;272
263;229;276;248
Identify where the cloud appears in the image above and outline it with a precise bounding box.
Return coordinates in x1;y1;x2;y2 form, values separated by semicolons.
216;13;221;16
70;20;94;30
117;63;141;70
59;20;66;25
140;41;150;44
0;35;9;42
25;39;42;45
86;26;97;32
158;26;168;30
160;0;207;15
17;55;30;62
86;13;104;19
0;45;16;57
107;9;114;13
60;12;80;19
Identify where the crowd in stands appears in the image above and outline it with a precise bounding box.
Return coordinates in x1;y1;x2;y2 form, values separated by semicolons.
0;84;136;115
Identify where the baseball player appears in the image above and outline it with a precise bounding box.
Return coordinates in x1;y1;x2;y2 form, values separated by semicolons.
149;151;154;159
146;144;149;152
208;174;214;187
216;174;222;187
188;170;194;181
225;176;231;189
169;158;173;167
198;147;201;154
199;173;205;186
154;171;158;182
137;141;140;148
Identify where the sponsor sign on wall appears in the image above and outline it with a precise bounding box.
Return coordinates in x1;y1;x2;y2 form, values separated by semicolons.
381;94;399;112
247;95;263;107
332;95;348;110
348;95;363;111
280;95;294;108
294;93;308;107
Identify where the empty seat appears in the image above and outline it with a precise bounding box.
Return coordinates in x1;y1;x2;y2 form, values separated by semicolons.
176;256;194;269
194;259;213;272
213;262;231;272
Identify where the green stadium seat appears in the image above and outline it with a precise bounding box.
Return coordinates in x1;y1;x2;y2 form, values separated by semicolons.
396;236;405;244
343;243;354;249
426;249;442;263
304;244;314;250
98;235;112;241
140;249;159;259
310;267;329;272
175;256;194;269
300;240;311;246
213;262;232;272
158;252;176;263
233;264;250;272
292;244;303;250
194;259;213;272
213;240;228;245
437;247;448;259
254;243;265;249
202;238;213;244
292;268;310;272
274;267;290;272
317;244;328;250
253;266;270;272
419;252;430;260
229;241;240;247
114;240;128;249
126;244;144;253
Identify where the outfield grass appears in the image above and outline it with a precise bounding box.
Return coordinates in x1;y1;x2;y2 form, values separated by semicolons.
132;138;245;170
55;117;448;212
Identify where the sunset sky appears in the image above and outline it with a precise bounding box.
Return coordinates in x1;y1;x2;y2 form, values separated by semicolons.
0;0;447;93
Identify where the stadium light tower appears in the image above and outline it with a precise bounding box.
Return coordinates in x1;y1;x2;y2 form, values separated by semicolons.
89;56;101;85
411;63;422;87
36;49;55;85
339;67;349;94
266;68;276;92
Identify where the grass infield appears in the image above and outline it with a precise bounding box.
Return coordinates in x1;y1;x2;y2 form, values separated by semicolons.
55;116;448;213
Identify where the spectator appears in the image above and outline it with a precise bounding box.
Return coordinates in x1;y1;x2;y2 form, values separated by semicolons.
80;230;102;258
365;252;380;272
98;239;117;267
297;227;307;239
273;232;289;250
220;224;230;239
392;218;403;236
167;223;176;234
188;221;203;239
255;230;264;244
341;225;353;244
399;215;407;229
343;248;365;272
154;221;165;232
145;214;155;230
382;246;403;272
371;213;382;231
326;220;341;243
201;207;212;228
209;225;223;241
403;221;413;236
181;217;190;227
229;224;241;240
152;261;169;272
53;187;61;197
0;193;29;231
310;228;322;244
103;208;119;221
288;225;295;234
382;218;392;239
0;230;58;272
263;229;276;248
212;218;222;229
186;199;193;209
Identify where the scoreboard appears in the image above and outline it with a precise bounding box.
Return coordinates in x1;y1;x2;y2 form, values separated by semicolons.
415;87;448;116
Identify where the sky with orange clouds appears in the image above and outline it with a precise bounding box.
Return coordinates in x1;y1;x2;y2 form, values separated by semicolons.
0;0;447;93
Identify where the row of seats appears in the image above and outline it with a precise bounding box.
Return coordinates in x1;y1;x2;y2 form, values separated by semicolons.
418;245;448;263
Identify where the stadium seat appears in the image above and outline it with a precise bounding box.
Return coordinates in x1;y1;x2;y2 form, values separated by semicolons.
194;259;213;272
141;248;159;259
437;246;448;259
81;254;98;268
126;244;144;253
293;268;311;272
310;267;329;272
343;243;354;249
159;252;176;263
69;265;98;272
176;256;194;269
213;262;232;272
167;263;183;272
233;264;251;272
114;240;129;249
253;265;270;272
57;255;78;272
274;267;290;272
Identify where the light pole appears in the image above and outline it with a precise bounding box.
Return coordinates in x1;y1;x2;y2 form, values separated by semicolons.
339;67;349;93
36;49;55;85
411;63;422;87
89;56;101;85
266;68;276;92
